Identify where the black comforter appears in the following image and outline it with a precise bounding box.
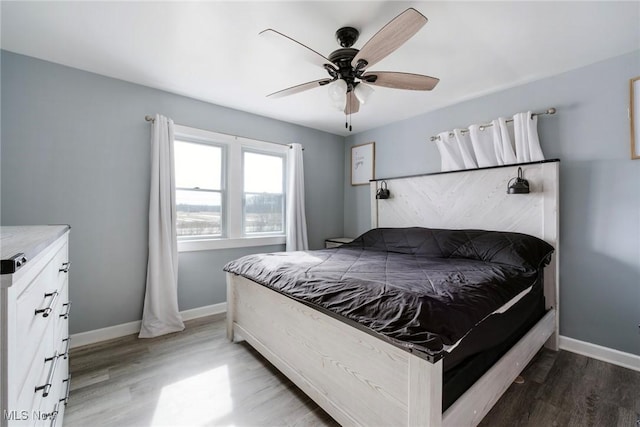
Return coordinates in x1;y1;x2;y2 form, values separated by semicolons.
224;227;553;358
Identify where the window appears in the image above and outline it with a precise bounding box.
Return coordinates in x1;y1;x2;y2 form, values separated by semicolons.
173;125;288;251
243;151;285;235
175;141;224;238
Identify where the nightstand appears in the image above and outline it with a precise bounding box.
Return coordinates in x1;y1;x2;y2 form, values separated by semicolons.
324;237;354;249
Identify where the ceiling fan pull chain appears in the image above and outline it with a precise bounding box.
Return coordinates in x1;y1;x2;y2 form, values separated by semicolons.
344;91;352;132
345;94;349;129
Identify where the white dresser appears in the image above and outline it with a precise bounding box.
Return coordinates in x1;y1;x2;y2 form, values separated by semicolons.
1;226;71;427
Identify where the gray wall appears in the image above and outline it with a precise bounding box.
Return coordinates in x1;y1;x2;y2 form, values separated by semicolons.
345;51;640;356
1;51;345;334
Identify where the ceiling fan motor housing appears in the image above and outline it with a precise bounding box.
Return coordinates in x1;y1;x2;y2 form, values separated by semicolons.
335;26;359;47
328;27;377;91
328;47;359;90
328;47;374;91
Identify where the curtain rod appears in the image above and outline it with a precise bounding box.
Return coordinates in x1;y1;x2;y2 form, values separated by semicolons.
144;115;302;150
429;108;556;142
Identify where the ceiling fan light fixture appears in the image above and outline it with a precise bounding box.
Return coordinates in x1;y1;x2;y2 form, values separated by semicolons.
328;79;348;110
354;83;374;104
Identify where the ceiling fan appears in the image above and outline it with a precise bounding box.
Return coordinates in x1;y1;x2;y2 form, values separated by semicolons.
261;8;439;131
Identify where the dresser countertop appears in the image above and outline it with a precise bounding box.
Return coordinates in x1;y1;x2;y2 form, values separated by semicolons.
1;225;70;275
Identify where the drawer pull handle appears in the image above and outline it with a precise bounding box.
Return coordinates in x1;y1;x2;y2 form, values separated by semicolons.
59;262;71;273
35;352;59;397
61;337;70;359
48;402;60;427
60;301;72;320
35;291;59;318
60;375;71;405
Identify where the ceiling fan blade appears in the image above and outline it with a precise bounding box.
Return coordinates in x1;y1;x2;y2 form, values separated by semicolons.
362;71;439;90
260;29;332;67
352;8;427;69
344;92;360;114
267;79;332;98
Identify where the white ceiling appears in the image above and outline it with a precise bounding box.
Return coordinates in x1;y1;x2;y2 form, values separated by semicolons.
2;1;639;136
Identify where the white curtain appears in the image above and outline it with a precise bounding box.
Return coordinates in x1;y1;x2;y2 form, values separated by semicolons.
435;131;464;172
139;114;185;339
491;118;517;165
469;124;499;167
435;112;543;171
454;129;478;169
286;143;308;251
435;132;464;172
513;111;545;162
434;130;477;171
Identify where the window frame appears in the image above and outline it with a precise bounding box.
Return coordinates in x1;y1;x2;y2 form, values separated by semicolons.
174;138;226;240
173;124;288;252
241;147;287;237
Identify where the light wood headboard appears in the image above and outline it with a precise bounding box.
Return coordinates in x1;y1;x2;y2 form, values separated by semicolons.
369;160;560;348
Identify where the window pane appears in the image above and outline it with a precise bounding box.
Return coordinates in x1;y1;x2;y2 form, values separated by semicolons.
175;141;222;190
176;190;222;237
244;193;284;234
243;151;284;234
243;152;283;193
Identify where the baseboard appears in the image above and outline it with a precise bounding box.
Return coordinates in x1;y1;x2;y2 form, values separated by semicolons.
180;303;226;321
559;335;640;372
70;302;227;349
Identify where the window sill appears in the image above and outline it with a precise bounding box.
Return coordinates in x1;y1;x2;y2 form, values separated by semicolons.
177;235;286;252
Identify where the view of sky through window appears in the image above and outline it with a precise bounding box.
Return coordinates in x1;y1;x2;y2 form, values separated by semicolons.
175;141;222;190
244;152;283;193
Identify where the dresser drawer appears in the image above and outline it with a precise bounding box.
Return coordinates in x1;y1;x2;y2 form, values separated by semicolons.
25;350;69;427
15;339;55;419
36;354;69;427
14;243;68;389
51;242;69;291
16;291;71;417
15;286;57;390
52;280;70;351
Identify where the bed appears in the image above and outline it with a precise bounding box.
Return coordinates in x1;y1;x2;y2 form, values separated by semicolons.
225;160;559;426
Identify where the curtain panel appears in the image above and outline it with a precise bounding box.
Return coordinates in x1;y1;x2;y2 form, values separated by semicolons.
139;114;185;338
286;143;309;251
435;111;544;172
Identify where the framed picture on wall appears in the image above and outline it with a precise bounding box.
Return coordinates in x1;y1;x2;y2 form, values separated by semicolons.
351;142;375;185
631;76;640;160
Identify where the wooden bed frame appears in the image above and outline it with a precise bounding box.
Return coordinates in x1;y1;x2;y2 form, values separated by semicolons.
226;161;559;426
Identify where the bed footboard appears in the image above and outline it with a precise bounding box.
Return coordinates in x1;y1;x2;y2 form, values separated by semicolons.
227;273;555;426
226;273;444;426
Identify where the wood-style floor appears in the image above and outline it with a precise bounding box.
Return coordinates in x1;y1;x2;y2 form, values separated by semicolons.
66;315;640;427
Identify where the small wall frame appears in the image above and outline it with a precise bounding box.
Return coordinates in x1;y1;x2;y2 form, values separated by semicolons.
351;142;375;185
631;76;640;160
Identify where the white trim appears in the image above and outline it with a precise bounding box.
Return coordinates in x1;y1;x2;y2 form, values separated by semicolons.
69;302;227;349
180;303;226;321
559;335;640;372
178;235;285;252
174;124;289;154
